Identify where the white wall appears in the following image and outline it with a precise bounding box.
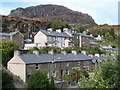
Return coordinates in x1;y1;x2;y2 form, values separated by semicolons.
34;31;47;43
7;56;26;82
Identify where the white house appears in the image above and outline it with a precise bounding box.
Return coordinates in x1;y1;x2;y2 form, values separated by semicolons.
34;29;72;49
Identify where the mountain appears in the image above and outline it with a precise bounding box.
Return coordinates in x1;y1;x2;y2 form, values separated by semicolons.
1;15;50;33
9;4;97;25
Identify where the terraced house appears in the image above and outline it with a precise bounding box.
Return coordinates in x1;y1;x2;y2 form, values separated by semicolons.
0;31;24;49
7;50;95;82
34;29;72;49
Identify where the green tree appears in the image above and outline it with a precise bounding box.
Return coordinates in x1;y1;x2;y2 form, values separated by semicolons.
49;76;56;89
50;19;70;31
75;26;86;33
105;32;114;41
78;61;118;88
88;47;105;55
28;70;49;88
2;69;15;89
64;70;89;85
0;41;18;67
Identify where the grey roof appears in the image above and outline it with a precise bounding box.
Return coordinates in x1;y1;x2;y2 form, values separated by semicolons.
19;53;92;64
40;30;71;38
77;33;93;38
93;56;105;63
90;42;98;45
0;32;17;36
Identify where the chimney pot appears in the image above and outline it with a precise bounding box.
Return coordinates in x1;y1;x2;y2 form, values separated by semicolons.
72;50;77;55
81;50;86;55
48;50;53;54
61;50;67;55
33;50;39;55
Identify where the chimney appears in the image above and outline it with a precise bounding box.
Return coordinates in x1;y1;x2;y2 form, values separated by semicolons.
33;50;39;55
14;50;20;56
95;54;100;57
48;50;54;54
81;50;86;55
88;54;93;57
72;50;77;55
61;50;67;55
47;28;53;31
56;29;61;33
63;28;68;32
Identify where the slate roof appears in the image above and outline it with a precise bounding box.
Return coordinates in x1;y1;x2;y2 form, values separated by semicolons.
40;30;71;38
92;56;105;63
19;53;92;64
0;32;17;36
77;33;93;38
90;42;98;45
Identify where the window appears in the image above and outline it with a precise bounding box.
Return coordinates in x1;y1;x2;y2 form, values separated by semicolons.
77;62;80;65
83;66;89;71
53;63;57;68
47;73;50;78
66;70;70;75
28;73;31;78
36;64;39;70
67;62;69;67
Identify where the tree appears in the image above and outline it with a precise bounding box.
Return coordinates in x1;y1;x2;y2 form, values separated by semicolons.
88;47;105;55
78;61;118;88
64;70;89;85
28;70;49;88
49;76;56;89
0;41;18;67
2;69;15;89
75;26;86;33
50;19;70;31
105;32;114;41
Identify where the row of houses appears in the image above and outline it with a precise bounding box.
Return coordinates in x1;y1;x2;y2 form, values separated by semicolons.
7;50;96;82
7;49;116;83
25;28;94;49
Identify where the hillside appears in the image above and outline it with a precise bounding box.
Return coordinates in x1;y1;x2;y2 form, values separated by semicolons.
9;4;97;25
1;15;50;33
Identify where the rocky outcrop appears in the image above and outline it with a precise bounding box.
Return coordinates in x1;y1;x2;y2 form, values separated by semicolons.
9;4;97;25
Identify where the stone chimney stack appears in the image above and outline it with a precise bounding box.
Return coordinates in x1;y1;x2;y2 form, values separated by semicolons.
72;50;77;55
95;54;100;57
14;50;20;56
61;50;67;55
81;50;86;55
33;50;39;55
48;50;54;54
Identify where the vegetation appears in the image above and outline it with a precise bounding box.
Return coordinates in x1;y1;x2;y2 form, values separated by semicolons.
63;47;81;53
28;46;61;54
78;59;120;88
2;69;15;89
0;41;18;67
49;76;56;89
75;25;86;33
64;70;89;85
28;70;50;88
50;19;71;31
87;47;106;55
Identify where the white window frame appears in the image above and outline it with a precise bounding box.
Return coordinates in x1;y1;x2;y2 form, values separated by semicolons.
77;62;80;65
35;64;39;70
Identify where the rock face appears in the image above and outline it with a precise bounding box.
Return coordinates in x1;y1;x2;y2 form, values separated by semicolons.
9;4;97;25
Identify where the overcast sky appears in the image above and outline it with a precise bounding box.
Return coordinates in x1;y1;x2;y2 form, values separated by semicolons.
0;0;119;25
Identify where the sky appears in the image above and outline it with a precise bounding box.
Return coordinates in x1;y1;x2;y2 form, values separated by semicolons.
0;0;119;25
